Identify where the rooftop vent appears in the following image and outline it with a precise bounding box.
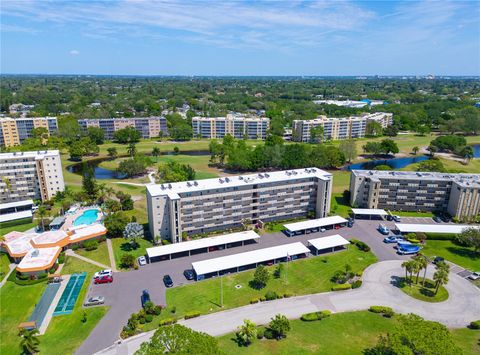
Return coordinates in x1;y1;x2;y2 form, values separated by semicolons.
239;176;244;180
194;181;198;186
258;173;264;178
168;184;172;189
32;249;39;257
161;184;165;190
225;177;230;182
187;181;192;187
219;178;224;183
264;173;270;178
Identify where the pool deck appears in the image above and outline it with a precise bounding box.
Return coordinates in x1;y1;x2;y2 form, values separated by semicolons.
62;207;103;231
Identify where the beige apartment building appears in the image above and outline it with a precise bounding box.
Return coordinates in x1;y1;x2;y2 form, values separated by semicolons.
78;117;168;140
349;170;480;220
0;117;58;147
292;112;393;142
0;150;65;204
192;114;270;139
147;168;332;243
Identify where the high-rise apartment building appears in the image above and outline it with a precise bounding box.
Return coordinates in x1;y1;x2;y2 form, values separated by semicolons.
192;114;270;139
147;168;332;243
78;117;168;140
292;112;393;142
0;117;58;147
0;150;65;204
349;170;480;220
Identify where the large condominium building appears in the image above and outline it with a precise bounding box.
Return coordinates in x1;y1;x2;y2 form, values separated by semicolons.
78;116;168;140
349;170;480;219
147;168;332;243
192;114;270;139
0;117;58;147
0;150;65;204
292;112;393;143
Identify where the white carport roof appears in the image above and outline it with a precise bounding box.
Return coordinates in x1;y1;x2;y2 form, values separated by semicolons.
284;216;347;232
192;242;309;276
0;199;34;210
395;223;480;234
0;210;32;223
147;230;260;259
308;234;350;250
351;208;388;216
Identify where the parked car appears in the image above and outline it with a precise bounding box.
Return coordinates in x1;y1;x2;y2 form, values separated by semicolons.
137;256;147;266
320;227;326;232
94;269;112;279
183;269;194;280
386;215;393;221
84;296;105;306
94;275;113;284
163;275;173;288
392;215;401;222
347;218;354;228
384;236;402;243
433;256;445;264
378;224;390;235
440;215;451;223
141;289;151;306
467;272;480;281
433;216;442;223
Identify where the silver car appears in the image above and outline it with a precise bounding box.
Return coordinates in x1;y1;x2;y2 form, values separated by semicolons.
84;296;105;306
468;272;480;281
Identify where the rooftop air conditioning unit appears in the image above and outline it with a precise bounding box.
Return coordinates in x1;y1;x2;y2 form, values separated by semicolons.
194;181;198;186
168;184;172;189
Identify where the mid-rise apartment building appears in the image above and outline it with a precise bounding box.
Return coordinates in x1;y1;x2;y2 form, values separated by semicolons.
147;168;332;243
78;117;168;140
0;150;65;204
0;117;58;147
192;114;270;139
350;170;480;220
292;112;393;142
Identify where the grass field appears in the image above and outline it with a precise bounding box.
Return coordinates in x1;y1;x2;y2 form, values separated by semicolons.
0;253;11;282
398;277;449;303
217;311;479;355
76;241;111;267
421;240;480;270
111;237;154;269
393;211;435;217
147;247;377;327
0;220;36;236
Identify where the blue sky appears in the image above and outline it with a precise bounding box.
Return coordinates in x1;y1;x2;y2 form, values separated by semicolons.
1;0;479;75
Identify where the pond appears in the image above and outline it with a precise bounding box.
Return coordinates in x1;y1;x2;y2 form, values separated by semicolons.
343;155;430;171
67;150;210;180
472;144;480;158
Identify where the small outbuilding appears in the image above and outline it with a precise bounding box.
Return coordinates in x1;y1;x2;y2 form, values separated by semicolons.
307;234;350;255
283;216;347;236
351;208;388;220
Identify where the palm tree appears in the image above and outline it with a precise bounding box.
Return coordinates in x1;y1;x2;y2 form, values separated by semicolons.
412;146;419;155
433;268;449;294
417;254;430;286
127;143;137;157
36;205;48;231
19;328;40;354
236;319;257;346
152;147;161;162
411;259;421;284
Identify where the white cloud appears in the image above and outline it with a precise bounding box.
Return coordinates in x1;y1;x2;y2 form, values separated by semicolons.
69;49;80;55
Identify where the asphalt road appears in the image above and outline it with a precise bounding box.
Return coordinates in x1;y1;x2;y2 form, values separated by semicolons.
77;217;434;355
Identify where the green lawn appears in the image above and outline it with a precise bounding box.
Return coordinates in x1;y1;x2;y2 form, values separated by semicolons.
146;247;376;328
390;211;435;217
0;219;36;236
421;240;480;271
111;237;154;269
398;278;449;303
61;254;106;275
76;241;111;267
217;311;478;355
330;192;352;218
0;253;12;282
330;170;350;194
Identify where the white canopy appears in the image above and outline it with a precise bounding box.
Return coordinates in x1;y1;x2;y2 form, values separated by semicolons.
395;223;480;234
308;234;350;251
0;210;32;223
192;242;309;276
351;208;388;216
284;216;347;233
0;199;34;210
147;230;260;259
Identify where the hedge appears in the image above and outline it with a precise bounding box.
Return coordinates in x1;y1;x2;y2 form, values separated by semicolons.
159;318;177;326
145;315;153;323
250;298;259;304
265;291;278;301
301;310;332;322
350;239;371;252
331;283;352;291
369;306;395;318
351;280;362;289
469;320;480;329
264;328;275;339
8;271;48;286
424;233;456;240
184;311;201;319
256;327;265;339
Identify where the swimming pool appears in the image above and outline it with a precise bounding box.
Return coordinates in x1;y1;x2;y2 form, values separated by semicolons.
73;209;99;226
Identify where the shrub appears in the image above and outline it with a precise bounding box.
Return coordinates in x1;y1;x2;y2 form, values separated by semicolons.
351;280;362;289
154;306;162;315
260;297;266;302
383;309;395;318
350;239;371;252
265;291;278;301
71;244;80;251
161;239;171;245
145;315;153;323
250;298;259;304
425;233;455;240
58;252;66;264
355;271;363;277
159;318;177;326
263;328;275;339
331;284;352;291
469;320;480;329
184;311;201;319
256;327;265;339
121;253;136;268
283;292;293;298
301;310;331;322
138;317;146;324
369;306;395;317
83;239;99;251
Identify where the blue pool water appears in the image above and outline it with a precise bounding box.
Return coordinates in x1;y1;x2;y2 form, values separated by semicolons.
472;144;480;158
73;209;99;226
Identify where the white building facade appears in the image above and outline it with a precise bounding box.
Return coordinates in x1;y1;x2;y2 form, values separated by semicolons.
192;114;270;140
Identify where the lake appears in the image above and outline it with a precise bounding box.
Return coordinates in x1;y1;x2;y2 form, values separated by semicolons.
472;144;480;158
343;155;430;171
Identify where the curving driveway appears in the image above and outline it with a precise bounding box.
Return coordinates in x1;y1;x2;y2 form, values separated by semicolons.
95;260;480;354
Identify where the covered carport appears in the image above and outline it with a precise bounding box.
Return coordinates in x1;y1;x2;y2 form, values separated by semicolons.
283;216;347;237
146;230;260;263
307;235;350;255
351;208;388;220
192;242;309;280
395;223;480;234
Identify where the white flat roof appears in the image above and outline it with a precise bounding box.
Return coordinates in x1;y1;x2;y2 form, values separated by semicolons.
17;247;60;272
69;224;107;242
147;168;331;198
0;199;34;210
395;223;480;234
147;231;260;259
308;234;350;250
2;231;34;256
192;242;309;276
0;210;32;223
351;208;388;216
0;150;60;160
31;230;69;246
284;216;347;232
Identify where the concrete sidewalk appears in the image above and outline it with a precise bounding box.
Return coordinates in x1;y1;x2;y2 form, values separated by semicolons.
0;263;16;288
106;239;118;272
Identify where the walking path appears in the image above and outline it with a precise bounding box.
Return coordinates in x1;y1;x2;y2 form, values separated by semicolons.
106;239;118;272
65;249;111;269
0;263;16;288
95;260;480;355
39;275;71;335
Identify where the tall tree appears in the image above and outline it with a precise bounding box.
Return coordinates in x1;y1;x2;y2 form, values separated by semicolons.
339;139;357;163
19;328;40;355
82;163;98;201
268;314;291;340
152;147;161;162
236;319;257;346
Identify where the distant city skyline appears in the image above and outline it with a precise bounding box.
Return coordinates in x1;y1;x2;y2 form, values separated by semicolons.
1;1;479;76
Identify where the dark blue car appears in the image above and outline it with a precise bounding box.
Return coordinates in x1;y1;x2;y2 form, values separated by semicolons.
141;289;151;307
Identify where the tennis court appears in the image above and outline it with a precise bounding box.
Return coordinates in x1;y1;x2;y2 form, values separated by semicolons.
53;272;86;315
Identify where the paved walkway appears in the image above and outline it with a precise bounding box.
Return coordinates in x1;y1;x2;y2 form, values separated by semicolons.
0;263;16;288
39;275;71;335
95;260;480;354
65;250;110;269
106;239;118;272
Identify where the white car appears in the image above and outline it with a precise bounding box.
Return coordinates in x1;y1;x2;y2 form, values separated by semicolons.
468;272;480;281
84;296;105;306
137;256;147;266
94;269;112;279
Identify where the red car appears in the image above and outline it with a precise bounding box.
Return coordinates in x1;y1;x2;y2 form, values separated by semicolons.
94;275;113;284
